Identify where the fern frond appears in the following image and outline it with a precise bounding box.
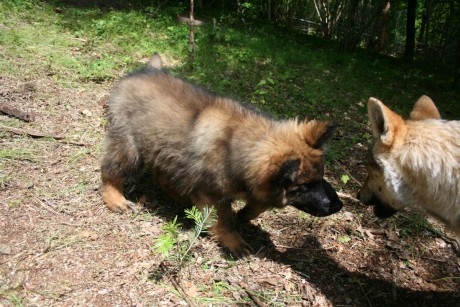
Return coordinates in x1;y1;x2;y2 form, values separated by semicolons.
153;216;182;256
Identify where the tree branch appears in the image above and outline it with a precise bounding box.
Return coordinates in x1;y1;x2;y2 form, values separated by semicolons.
0;104;35;122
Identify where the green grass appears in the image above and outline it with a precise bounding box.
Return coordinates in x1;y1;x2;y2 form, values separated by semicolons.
1;0;457;122
0;0;187;84
0;147;36;162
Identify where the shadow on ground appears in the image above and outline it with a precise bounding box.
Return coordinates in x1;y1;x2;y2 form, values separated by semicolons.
128;175;459;307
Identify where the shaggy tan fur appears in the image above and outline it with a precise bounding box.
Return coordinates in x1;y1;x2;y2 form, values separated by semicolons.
359;96;460;238
101;54;342;257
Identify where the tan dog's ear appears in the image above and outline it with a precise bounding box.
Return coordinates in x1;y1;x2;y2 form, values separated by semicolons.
148;53;163;69
367;97;404;146
409;95;441;120
303;120;337;149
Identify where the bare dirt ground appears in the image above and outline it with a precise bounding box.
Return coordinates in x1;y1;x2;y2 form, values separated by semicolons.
0;71;459;306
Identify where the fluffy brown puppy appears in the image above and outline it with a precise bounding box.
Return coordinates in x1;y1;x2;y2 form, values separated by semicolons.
101;54;343;257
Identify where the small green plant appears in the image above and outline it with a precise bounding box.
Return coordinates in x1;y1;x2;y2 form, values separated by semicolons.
341;174;350;185
4;292;24;306
363;132;372;144
154;206;216;269
252;74;276;105
338;235;351;243
0;147;36;162
67;148;89;164
8;200;21;209
154;216;182;257
0;168;12;189
397;212;438;238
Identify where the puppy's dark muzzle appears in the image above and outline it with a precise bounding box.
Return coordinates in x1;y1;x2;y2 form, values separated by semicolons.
293;180;343;217
318;179;343;216
310;200;343;217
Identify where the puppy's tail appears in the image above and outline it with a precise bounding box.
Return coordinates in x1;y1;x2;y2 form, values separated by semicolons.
148;53;163;70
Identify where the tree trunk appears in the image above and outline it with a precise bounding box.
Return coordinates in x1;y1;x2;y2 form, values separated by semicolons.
454;36;460;89
417;0;429;45
189;0;195;61
340;0;360;51
267;0;272;22
403;0;417;61
379;0;391;51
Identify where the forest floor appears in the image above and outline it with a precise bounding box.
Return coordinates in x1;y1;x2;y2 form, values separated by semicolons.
0;62;459;307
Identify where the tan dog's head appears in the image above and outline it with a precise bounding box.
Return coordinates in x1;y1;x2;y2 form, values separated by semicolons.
357;96;441;218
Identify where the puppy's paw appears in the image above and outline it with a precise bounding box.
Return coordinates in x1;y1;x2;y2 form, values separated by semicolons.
106;199;136;213
219;232;253;259
229;240;253;259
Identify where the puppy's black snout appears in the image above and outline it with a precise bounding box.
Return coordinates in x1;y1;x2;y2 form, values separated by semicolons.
331;198;343;213
322;179;343;214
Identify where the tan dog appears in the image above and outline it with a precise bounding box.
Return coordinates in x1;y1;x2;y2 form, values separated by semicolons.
358;95;460;239
101;54;343;257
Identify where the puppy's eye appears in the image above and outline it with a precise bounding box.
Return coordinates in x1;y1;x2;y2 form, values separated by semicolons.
286;185;299;194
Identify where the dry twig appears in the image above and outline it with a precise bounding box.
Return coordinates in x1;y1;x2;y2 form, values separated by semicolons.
0;125;91;146
0;103;35;122
337;191;364;205
159;263;195;307
242;287;266;307
0;124;64;139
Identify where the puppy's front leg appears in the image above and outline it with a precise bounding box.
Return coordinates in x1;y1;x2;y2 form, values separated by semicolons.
192;194;252;258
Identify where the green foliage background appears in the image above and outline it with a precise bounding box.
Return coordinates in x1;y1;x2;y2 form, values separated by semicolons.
1;0;458;121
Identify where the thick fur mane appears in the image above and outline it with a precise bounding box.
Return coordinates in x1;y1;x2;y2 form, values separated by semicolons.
387;119;460;228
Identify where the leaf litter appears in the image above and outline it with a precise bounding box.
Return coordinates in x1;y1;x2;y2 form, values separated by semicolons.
0;73;459;306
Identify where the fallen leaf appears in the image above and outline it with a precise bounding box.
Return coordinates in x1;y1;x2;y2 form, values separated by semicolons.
284;269;292;280
81;109;93;117
184;281;199;297
0;243;12;255
343;211;354;221
398;251;411;261
369;229;386;235
435;238;447;248
231;290;242;301
259;277;278;287
284;280;294;291
79;230;92;238
364;229;374;240
97;289;109;295
385;230;399;242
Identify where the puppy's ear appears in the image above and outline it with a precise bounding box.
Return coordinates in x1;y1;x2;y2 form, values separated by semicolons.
367;97;404;147
148;53;163;69
409;95;441;120
303;120;337;149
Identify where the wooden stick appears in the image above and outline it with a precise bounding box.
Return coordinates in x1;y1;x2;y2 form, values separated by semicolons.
337;192;364;205
0;104;35;122
0;125;91;146
159;263;195;307
0;124;64;139
243;288;266;307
